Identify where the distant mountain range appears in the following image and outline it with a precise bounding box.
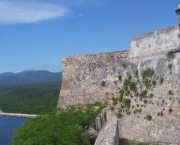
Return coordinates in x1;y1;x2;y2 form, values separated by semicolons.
0;70;62;86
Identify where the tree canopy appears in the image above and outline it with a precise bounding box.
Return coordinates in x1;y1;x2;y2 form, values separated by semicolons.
12;102;107;145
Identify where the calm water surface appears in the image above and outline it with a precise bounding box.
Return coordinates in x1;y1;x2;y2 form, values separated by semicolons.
0;116;27;145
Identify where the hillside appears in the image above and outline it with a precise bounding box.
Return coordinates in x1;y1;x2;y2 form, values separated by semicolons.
0;70;62;86
0;81;61;114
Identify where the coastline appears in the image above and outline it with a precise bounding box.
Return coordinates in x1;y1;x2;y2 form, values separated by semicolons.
0;112;37;118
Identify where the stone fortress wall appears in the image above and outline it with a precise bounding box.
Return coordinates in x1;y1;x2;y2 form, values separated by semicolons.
58;6;180;144
58;51;129;108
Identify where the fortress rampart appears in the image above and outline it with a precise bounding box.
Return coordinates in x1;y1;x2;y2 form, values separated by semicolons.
58;6;180;144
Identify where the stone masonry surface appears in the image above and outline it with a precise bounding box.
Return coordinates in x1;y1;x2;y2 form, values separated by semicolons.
94;115;119;145
58;23;180;144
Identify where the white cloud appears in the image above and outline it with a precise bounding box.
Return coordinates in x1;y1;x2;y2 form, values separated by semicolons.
0;1;70;24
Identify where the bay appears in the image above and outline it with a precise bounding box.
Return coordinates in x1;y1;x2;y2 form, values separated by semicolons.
0;116;27;145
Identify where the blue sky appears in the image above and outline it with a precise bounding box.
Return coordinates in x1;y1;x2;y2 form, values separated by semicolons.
0;0;179;74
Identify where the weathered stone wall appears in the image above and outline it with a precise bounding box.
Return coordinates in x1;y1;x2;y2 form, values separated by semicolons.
58;51;129;108
116;26;180;144
57;26;180;144
129;26;179;61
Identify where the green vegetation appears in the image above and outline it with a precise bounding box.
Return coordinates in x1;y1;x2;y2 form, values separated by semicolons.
169;108;173;113
122;98;131;110
168;90;173;95
157;111;163;117
0;81;61;114
118;75;122;81
122;63;127;68
143;99;147;104
12;102;107;145
110;65;172;121
146;114;152;121
142;68;154;80
135;70;139;78
110;106;114;110
112;96;118;106
101;81;106;87
166;52;175;60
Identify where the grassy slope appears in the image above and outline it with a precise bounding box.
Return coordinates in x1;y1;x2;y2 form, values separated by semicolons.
0;81;61;114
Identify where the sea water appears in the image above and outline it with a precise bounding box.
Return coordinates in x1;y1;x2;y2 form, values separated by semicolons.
0;116;27;145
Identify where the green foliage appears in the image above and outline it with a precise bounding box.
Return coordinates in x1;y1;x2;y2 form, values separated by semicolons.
122;98;131;110
110;106;114;110
129;81;137;92
143;99;147;104
146;114;152;121
169;108;173;113
157;111;163;117
119;89;124;102
135;70;139;78
166;52;174;60
168;90;173;95
152;80;156;87
139;90;148;99
123;78;130;86
168;63;172;69
12;102;107;145
112;97;118;106
142;68;154;80
101;81;106;87
134;109;141;114
122;63;127;68
143;78;151;88
117;113;123;118
118;75;122;81
0;82;61;114
149;93;154;98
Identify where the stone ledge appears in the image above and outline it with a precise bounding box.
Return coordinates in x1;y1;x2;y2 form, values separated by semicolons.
94;115;119;145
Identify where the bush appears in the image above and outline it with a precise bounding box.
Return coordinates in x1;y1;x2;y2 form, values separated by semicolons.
110;106;114;110
129;81;137;92
12;102;107;145
169;108;173;113
168;90;173;95
157;111;163;117
135;70;139;78
166;52;174;60
118;75;122;81
152;80;156;87
101;81;106;87
142;68;154;79
146;114;152;121
122;98;131;110
112;97;118;106
143;99;147;104
122;63;127;68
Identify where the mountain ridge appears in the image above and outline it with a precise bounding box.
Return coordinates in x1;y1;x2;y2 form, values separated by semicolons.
0;70;62;86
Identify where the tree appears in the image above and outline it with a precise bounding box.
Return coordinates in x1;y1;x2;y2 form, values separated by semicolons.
12;102;107;145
